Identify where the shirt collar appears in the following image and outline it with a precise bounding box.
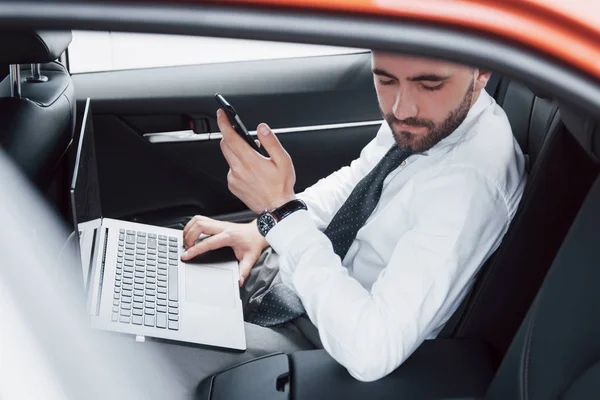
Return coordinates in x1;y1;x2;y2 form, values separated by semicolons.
378;89;493;156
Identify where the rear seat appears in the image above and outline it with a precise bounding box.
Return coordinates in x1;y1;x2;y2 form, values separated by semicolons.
191;76;595;367
196;82;600;400
439;78;600;365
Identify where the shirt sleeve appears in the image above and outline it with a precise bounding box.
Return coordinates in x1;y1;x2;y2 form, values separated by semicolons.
266;166;510;382
296;132;382;230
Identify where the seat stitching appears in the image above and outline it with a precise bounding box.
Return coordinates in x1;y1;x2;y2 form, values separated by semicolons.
521;302;538;400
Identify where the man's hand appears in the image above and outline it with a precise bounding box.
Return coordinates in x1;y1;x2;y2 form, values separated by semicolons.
181;216;268;286
217;109;296;213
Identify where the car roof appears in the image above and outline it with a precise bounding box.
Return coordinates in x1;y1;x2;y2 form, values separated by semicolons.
215;0;600;80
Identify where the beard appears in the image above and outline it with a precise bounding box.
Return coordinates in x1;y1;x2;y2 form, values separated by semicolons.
384;80;475;153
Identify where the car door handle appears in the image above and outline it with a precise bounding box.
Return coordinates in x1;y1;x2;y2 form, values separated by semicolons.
143;130;211;143
142;129;252;143
143;120;383;144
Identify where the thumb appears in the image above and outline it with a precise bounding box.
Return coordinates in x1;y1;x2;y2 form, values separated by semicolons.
238;253;259;287
256;123;288;165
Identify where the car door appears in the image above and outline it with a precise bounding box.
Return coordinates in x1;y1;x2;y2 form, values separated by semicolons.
69;32;381;228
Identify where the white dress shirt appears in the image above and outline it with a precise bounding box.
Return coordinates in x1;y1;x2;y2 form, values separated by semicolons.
265;89;527;381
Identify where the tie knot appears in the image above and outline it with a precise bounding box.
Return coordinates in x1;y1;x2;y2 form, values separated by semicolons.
382;145;410;170
387;145;409;158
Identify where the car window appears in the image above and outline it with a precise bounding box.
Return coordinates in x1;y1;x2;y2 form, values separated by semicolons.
68;31;366;74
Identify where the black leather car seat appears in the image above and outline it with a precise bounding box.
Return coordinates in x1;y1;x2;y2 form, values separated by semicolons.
485;107;600;399
0;31;74;198
439;80;600;366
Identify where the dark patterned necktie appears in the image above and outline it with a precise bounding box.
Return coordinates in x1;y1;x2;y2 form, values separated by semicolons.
251;145;411;327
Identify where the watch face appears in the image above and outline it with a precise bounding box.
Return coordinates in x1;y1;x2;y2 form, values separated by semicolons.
257;213;277;236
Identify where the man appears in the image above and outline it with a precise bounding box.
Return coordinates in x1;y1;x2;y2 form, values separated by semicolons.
156;52;525;393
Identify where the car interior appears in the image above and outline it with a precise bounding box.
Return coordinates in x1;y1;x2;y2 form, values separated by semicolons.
2;28;600;399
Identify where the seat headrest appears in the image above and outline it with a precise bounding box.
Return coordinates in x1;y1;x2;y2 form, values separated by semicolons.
526;81;551;99
559;104;600;162
0;30;72;64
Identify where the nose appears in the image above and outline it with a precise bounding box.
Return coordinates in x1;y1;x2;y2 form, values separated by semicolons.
392;88;418;120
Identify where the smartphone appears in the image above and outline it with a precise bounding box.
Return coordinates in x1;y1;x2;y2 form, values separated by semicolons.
215;93;269;157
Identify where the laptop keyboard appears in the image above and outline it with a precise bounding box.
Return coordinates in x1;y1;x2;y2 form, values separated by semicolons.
111;229;180;331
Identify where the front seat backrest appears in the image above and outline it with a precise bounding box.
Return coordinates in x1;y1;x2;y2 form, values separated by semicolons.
485;108;600;399
0;30;74;189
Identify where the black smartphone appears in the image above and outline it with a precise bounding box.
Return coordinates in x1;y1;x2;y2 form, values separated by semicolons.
215;93;269;157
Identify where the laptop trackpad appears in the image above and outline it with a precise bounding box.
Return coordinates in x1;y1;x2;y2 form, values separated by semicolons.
185;265;236;309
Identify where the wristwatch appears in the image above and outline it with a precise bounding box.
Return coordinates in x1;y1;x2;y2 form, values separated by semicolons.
256;199;307;237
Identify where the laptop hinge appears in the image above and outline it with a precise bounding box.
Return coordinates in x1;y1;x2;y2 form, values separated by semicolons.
94;227;109;316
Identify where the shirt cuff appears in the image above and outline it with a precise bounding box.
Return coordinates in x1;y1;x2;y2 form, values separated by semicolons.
265;209;318;257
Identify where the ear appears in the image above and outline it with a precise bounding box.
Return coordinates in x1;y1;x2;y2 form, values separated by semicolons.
474;69;492;92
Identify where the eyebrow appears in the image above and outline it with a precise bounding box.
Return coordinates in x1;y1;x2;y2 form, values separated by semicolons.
407;74;451;82
372;68;397;80
372;68;451;82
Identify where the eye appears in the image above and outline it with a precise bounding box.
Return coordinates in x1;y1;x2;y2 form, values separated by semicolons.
378;79;395;86
421;83;444;91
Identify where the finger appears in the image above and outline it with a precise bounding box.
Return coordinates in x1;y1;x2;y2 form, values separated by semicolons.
217;109;258;165
183;224;204;250
181;233;231;261
225;169;238;197
256;123;289;165
183;219;224;249
238;253;259;287
219;138;244;171
254;139;261;148
183;216;200;239
183;218;204;249
183;215;211;239
216;108;236;139
183;218;227;249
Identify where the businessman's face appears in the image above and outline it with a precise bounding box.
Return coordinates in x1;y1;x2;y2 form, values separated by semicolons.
372;53;491;153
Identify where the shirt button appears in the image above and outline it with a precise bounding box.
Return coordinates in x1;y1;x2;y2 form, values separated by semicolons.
400;160;407;167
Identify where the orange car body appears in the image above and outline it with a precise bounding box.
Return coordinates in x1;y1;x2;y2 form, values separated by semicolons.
213;0;600;80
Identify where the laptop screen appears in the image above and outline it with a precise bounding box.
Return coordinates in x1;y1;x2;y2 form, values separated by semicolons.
69;98;103;291
70;97;103;229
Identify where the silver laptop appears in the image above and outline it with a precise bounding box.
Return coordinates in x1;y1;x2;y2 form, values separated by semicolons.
70;98;246;350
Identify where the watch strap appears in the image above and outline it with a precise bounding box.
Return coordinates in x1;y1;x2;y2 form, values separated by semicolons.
272;199;307;222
